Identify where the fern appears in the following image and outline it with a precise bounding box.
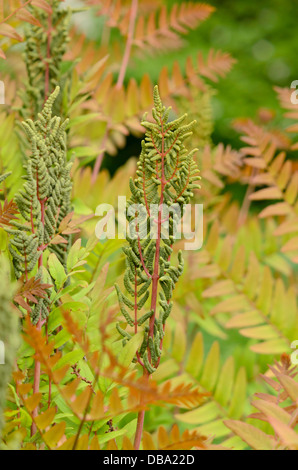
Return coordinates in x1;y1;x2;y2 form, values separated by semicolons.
1;0;297;452
225;355;298;450
154;328;248;447
19;0;71;120
188;220;298;355
65;3;235;180
115;86;200;370
7;87;72;322
0;0;53;59
87;0;214;53
112;86;200;446
10;287;206;450
237;116;298;264
0;258;19;439
129;2;214;53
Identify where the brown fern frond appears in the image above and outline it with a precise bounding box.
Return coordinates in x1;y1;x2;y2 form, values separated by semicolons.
142;424;207;450
189;220;298;352
197;49;236;82
0;199;18;226
14;276;52;313
0;0;53;58
86;1;214;54
275;87;298;127
130;3;214;53
225;355;298;450
201;143;243;186
235;118;298;263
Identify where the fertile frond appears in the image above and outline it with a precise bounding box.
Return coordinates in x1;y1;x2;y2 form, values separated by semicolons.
0;199;18;226
115;86;200;374
19;0;71;120
7;87;72;322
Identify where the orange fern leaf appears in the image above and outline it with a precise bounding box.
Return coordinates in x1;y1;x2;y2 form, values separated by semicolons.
14;276;52;313
0;199;18;226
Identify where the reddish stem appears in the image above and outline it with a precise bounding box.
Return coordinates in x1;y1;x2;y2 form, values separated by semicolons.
134;117;167;448
31;188;46;434
0;0;33;25
134;369;148;450
237;168;257;227
134;268;138;334
116;0;138;90
44;14;52;102
134;410;145;450
148;119;166;343
92;131;108;184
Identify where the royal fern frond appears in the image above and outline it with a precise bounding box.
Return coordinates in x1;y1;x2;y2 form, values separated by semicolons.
155;328;248;447
130;3;214;53
225;355;298;450
189;220;298;354
19;0;71;120
0;199;19;227
0;0;53;59
115;86;200;374
237;118;298;264
141;424;207;450
7;87;72;322
87;1;214;54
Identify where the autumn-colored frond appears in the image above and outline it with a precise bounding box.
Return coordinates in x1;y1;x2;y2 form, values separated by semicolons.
0;0;53;59
14;276;52;313
142;424;207;450
87;1;214;53
225;355;298;450
0;199;18;226
236;118;298;264
130;3;215;53
189;220;298;353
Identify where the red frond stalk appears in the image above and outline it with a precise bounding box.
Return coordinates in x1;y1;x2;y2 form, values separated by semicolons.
44;13;52;102
134;369;149;450
134;116;167;450
31;175;47;434
134;267;138;334
116;0;138;90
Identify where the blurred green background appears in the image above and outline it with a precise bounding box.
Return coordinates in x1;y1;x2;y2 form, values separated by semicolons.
127;0;297;145
90;0;297;173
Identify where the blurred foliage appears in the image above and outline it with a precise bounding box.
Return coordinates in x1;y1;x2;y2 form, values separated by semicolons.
0;0;297;451
125;0;297;149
